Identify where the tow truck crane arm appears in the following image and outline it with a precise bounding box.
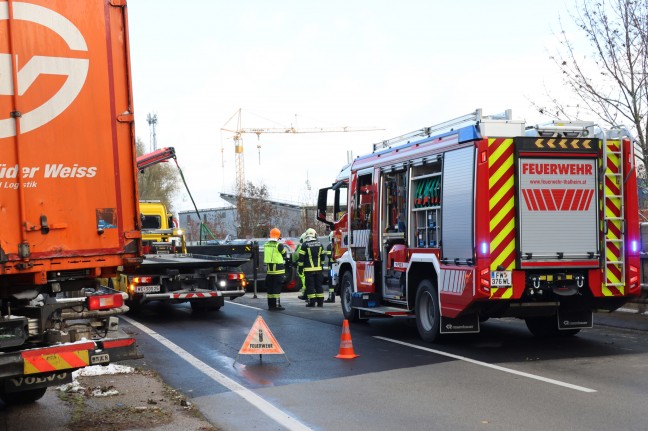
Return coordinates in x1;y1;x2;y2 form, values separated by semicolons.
137;147;176;171
136;146;216;242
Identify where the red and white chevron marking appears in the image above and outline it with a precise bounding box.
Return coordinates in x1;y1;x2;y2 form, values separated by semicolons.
170;292;220;299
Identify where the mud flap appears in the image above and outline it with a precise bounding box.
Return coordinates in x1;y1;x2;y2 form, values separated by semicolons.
440;314;480;334
557;309;593;330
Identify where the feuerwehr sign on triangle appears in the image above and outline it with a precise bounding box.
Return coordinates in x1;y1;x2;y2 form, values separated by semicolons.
234;315;288;365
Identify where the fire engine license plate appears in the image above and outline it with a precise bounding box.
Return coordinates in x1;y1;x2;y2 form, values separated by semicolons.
135;285;160;293
491;271;512;287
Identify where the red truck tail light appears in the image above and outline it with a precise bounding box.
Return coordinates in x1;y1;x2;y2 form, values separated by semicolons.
88;294;124;310
132;276;153;284
479;268;490;294
628;264;640;294
227;273;245;280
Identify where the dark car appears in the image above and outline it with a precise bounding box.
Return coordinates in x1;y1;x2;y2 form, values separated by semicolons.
224;238;299;292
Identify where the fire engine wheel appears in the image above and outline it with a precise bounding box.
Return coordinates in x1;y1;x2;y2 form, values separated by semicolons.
415;280;440;342
524;316;581;338
340;272;359;322
0;386;47;405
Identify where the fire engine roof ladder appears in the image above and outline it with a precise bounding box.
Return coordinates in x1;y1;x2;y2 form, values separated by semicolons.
372;109;513;152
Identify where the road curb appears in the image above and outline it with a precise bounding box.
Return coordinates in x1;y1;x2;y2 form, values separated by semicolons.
595;307;648;332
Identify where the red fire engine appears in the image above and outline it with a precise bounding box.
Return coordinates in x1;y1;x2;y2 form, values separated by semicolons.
317;109;640;342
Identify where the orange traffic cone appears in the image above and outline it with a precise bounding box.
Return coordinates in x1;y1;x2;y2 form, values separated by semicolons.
335;319;359;359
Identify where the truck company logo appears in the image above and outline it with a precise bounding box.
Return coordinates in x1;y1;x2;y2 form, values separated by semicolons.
0;2;89;138
522;188;594;211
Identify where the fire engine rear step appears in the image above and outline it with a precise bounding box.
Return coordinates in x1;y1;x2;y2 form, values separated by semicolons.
356;305;413;319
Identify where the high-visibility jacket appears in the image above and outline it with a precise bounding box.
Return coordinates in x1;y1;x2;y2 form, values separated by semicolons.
298;239;323;273
264;240;286;275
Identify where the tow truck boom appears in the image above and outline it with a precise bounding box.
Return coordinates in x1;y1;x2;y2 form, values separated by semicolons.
136;146;214;242
137;147;176;171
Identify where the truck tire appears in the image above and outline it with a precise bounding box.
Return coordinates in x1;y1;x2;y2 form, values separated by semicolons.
126;297;142;314
415;279;440;342
525;316;581;338
340;272;359;322
191;298;222;312
0;387;47;405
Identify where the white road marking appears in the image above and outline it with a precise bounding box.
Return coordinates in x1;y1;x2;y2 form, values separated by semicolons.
227;301;261;310
375;336;597;393
121;315;313;431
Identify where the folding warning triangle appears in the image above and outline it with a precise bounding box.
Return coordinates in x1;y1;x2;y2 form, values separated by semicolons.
234;315;289;365
238;315;285;355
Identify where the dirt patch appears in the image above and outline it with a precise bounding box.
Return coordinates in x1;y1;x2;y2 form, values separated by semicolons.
65;404;171;431
57;367;219;431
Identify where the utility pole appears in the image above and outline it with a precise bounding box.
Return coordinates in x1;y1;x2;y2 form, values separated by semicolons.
147;113;158;152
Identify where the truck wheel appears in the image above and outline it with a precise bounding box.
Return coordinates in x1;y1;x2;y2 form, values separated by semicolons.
0;387;47;405
126;297;142;314
191;299;222;312
340;272;359;322
415;279;440;342
525;316;581;338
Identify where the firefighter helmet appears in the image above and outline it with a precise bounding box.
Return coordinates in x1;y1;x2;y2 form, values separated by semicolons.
299;232;306;244
269;228;281;239
304;228;317;240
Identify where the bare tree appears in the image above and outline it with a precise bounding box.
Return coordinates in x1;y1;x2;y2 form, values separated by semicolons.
236;181;283;238
538;0;648;165
184;218;202;242
136;138;181;211
184;213;226;242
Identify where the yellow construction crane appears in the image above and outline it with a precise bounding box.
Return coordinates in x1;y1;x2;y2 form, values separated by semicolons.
221;108;384;195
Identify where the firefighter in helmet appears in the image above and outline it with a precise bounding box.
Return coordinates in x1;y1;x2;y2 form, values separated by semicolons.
294;232;307;301
298;228;325;307
264;227;288;310
324;231;336;303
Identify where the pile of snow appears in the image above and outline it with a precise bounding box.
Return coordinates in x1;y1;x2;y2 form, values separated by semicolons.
57;364;135;395
73;364;134;377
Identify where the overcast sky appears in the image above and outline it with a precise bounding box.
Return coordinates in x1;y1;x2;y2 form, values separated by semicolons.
127;0;577;212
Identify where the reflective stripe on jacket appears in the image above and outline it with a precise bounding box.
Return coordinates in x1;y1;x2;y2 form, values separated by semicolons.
298;240;323;272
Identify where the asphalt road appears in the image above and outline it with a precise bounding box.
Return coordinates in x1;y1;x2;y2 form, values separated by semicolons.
120;293;648;431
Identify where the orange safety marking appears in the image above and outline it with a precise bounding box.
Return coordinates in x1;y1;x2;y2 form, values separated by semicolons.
21;342;94;374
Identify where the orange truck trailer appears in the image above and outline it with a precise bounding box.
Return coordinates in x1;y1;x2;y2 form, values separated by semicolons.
0;0;140;403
